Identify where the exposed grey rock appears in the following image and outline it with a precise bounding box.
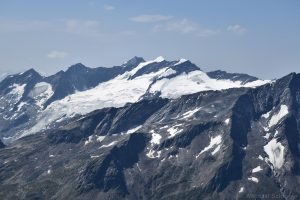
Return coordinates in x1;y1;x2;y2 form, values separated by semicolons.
207;70;259;84
0;73;299;199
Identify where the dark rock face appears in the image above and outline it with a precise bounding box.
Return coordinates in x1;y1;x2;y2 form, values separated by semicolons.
0;69;42;94
122;56;145;71
129;60;199;80
47;98;168;145
0;73;300;199
0;140;4;148
207;70;259;84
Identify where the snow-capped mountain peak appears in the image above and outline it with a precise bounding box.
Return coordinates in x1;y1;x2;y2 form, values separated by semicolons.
153;56;165;62
122;56;145;68
66;63;89;73
0;56;270;141
174;58;188;66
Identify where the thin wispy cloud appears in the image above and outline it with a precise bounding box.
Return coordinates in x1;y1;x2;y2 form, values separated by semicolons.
0;19;51;32
196;29;219;37
104;4;115;11
64;19;102;37
47;51;68;59
153;19;218;37
130;15;173;23
227;24;247;35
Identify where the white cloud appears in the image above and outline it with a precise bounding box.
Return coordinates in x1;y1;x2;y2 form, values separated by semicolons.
47;51;67;59
154;19;218;37
104;4;115;11
227;24;247;35
130;15;173;23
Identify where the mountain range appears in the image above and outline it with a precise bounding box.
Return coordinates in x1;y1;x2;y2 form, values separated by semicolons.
0;56;299;200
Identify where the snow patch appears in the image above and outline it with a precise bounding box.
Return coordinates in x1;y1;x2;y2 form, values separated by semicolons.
136;163;142;172
264;138;285;169
160;125;169;129
167;126;183;138
181;107;201;119
174;58;188;66
90;155;100;158
96;136;105;142
129;56;165;76
146;149;155;158
263;132;271;139
252;166;263;173
248;177;259;183
99;141;117;148
158;68;176;78
268;105;289;127
17;101;27;112
224;118;230;125
154;56;165;62
274;130;279;137
85;135;94;145
263;126;269;132
239;187;244;193
146;149;161;159
150;130;162;145
147;130;163;159
125;125;142;134
211;145;221;155
262;111;271;119
9;83;26;101
196;135;222;158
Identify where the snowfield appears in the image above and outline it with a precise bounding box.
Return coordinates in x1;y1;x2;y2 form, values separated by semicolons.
149;70;269;99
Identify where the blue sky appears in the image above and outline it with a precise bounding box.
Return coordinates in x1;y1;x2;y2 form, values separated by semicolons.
0;0;299;79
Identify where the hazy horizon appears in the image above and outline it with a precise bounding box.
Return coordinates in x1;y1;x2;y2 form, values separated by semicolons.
1;0;299;79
